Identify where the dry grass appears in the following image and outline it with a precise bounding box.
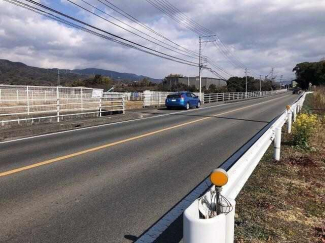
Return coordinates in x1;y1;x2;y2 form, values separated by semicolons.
235;92;325;243
125;100;143;110
304;87;325;115
312;87;325;114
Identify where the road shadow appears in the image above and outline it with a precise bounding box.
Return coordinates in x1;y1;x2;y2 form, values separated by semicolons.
175;114;269;124
124;235;138;242
153;214;183;243
124;210;184;243
136;110;269;124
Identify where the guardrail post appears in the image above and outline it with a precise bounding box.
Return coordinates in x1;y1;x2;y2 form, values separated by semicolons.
184;211;226;243
184;197;236;243
225;199;236;243
99;97;102;117
122;96;125;114
81;87;83;111
274;127;282;161
157;92;160;107
287;111;292;134
56;86;60;122
27;86;30;115
293;106;297;122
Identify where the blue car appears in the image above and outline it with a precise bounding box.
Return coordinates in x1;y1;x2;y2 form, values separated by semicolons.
165;91;201;110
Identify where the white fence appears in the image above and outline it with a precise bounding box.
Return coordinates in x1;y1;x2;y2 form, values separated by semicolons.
183;92;309;243
142;90;288;107
0;85;124;125
204;90;288;104
143;90;172;107
103;92;144;101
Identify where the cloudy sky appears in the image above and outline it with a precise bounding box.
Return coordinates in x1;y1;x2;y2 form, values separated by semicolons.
0;0;324;80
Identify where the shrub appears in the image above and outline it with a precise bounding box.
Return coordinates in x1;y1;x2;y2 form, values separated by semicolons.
292;113;319;149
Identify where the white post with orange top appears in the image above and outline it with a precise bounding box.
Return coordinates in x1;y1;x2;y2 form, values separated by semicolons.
184;169;235;243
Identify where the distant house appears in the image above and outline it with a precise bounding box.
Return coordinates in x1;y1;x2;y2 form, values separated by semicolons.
164;76;227;89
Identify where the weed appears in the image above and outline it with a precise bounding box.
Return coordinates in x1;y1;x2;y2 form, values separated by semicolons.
292;113;319;149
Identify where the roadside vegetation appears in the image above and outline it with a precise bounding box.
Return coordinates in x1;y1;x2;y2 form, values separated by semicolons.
234;89;325;243
293;60;325;89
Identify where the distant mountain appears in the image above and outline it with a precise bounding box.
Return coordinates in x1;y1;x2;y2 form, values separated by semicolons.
73;68;161;83
0;59;89;86
0;59;161;86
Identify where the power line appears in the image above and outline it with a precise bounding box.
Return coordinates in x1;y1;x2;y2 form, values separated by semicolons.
5;0;199;67
153;0;209;35
207;68;227;80
145;0;249;70
97;0;201;58
67;0;226;79
158;0;214;34
5;0;234;81
150;0;246;70
67;0;198;60
206;60;233;78
146;0;206;35
77;0;201;59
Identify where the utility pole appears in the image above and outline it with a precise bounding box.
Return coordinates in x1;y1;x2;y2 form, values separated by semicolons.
245;68;248;97
270;68;274;81
198;35;216;101
57;69;60;86
259;75;262;95
199;36;202;101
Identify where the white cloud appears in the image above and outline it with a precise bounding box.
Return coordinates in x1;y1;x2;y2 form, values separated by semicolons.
0;0;324;81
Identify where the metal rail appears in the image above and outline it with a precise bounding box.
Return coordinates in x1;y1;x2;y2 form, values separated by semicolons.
142;90;288;107
204;90;288;104
184;92;309;243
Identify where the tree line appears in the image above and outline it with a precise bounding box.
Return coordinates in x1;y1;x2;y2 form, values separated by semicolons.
293;60;325;89
158;74;279;93
71;73;281;93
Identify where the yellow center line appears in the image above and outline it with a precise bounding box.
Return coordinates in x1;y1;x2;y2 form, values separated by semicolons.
0;96;285;177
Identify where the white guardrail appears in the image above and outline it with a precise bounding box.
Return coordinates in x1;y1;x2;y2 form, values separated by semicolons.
183;92;310;243
142;90;288;107
204;90;287;104
0;85;125;125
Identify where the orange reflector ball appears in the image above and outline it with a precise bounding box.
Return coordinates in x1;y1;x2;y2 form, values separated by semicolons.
210;169;228;187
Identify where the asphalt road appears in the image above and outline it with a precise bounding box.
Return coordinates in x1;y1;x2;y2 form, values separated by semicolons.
0;93;298;243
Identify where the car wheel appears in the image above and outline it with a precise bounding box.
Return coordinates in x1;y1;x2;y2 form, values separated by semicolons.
196;102;201;108
166;106;171;110
185;103;190;110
